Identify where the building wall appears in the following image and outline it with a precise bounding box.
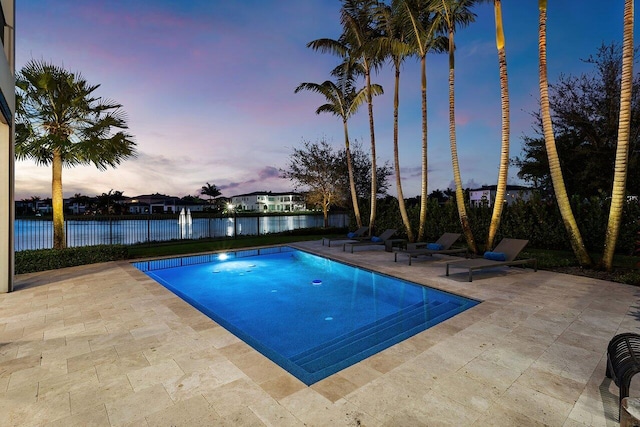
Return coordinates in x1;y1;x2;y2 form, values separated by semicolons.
469;187;534;207
0;0;14;293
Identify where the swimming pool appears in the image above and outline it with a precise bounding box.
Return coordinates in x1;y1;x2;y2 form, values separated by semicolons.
134;246;479;385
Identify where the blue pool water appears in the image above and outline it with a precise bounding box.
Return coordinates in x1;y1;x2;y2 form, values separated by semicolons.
134;247;479;385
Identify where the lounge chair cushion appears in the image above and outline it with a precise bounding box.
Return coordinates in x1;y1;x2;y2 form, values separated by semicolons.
484;251;507;261
427;243;444;250
371;236;383;243
347;232;356;238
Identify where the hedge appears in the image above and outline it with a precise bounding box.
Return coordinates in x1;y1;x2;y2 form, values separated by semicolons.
15;245;129;274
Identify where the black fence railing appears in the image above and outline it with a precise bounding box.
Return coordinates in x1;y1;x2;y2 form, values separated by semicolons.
15;212;349;251
133;246;295;272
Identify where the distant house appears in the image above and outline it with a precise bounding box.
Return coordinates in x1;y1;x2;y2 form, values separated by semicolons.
15;199;47;216
67;199;91;215
125;194;207;214
469;185;534;207
230;191;306;212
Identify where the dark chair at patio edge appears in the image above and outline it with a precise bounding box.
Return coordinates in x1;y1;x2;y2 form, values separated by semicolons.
445;238;537;282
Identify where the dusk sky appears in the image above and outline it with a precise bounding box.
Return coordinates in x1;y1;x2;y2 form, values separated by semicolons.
15;1;637;201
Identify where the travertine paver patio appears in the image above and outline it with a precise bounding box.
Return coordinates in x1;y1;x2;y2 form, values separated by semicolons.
1;239;639;426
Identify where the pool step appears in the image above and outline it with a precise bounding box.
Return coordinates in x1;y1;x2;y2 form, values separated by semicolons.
291;299;462;374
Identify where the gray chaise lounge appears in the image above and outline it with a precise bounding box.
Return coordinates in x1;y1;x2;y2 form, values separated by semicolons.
322;226;369;247
395;232;466;265
343;229;396;253
445;238;537;282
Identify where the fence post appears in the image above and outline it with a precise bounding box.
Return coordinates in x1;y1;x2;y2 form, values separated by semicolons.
147;215;151;246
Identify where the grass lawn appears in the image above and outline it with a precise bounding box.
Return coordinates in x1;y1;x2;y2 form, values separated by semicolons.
126;234;328;259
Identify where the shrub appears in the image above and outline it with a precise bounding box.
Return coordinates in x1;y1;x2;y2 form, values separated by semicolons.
15;245;129;274
368;194;639;255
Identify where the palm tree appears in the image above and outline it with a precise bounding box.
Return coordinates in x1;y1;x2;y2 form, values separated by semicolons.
309;0;383;234
538;0;591;266
200;182;221;208
602;0;634;271
15;60;136;249
433;0;480;254
396;0;447;242
486;0;510;250
342;0;383;234
295;63;380;228
376;1;415;241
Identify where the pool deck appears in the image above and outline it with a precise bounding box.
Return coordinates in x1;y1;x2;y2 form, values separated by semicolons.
1;239;639;426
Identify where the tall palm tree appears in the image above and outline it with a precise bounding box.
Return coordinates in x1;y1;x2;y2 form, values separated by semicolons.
15;60;136;249
376;1;415;241
309;0;383;234
295;65;381;228
538;0;591;266
342;0;383;234
602;0;634;271
397;0;446;241
486;0;510;250
433;0;480;254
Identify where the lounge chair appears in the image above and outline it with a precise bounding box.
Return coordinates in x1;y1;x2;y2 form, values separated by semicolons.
322;226;369;247
395;232;467;265
445;238;537;282
343;229;396;253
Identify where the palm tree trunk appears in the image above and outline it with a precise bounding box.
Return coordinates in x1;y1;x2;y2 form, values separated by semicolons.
52;149;65;249
539;1;591;267
418;55;428;242
448;29;477;254
487;0;510;250
602;0;634;270
366;69;377;234
343;121;362;228
393;66;414;242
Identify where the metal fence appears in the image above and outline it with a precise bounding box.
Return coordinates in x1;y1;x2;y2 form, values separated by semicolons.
15;212;350;251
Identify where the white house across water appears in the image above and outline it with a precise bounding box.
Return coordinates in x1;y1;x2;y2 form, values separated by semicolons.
230;192;306;212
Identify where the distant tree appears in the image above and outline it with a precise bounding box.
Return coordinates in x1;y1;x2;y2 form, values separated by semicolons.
200;183;221;207
96;190;125;215
70;193;91;204
428;189;452;204
281;139;346;227
15;60;136;249
181;195;206;205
